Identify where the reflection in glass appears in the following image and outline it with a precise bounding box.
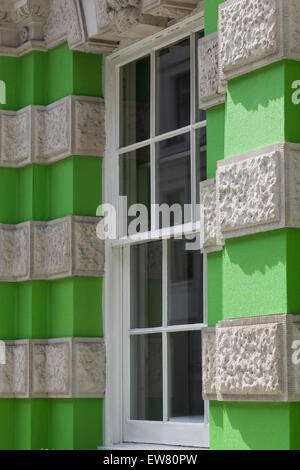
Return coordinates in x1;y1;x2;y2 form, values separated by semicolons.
119;146;151;232
196;127;207;204
168;238;203;325
130;242;162;329
156;39;190;135
168;331;204;422
130;334;163;421
157;133;191;227
196;31;206;123
120;56;150;147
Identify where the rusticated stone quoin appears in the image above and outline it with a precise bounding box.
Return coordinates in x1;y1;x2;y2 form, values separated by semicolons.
202;315;300;402
218;0;300;82
198;33;226;110
200;143;300;253
0;337;106;398
0;216;104;282
0;95;105;168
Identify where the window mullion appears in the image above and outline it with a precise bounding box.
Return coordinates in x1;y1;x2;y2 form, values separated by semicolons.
191;32;196;125
191;127;196;222
162;239;169;422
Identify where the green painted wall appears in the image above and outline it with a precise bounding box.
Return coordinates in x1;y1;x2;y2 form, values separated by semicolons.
0;42;104;450
205;0;300;451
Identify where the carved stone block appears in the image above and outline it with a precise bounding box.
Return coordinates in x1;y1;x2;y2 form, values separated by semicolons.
200;179;223;254
72;338;106;398
44;0;85;49
218;0;300;81
198;33;226;110
202;327;217;400
202;315;300;402
0;341;29;398
1;108;31;166
72;96;105;157
72;217;105;277
31;218;72;279
0;222;30;281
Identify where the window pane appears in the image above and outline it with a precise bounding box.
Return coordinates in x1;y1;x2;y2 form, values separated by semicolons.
130;242;162;329
119;146;151;233
168;331;204;422
196;31;206;123
157;133;191;227
130;334;163;421
156;39;190;135
120;56;150;147
168;238;203;325
196;127;207;204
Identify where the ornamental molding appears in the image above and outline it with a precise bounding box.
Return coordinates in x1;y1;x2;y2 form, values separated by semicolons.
0;95;105;168
0;215;104;282
0;0;203;56
202;314;300;402
218;0;300;82
200;142;300;254
0;337;105;398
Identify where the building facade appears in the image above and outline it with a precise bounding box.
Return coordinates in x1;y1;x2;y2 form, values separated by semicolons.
0;0;299;450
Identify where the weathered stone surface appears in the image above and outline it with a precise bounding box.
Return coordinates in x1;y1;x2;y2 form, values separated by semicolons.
0;223;30;281
0;341;29;398
217;148;282;238
202;314;300;402
29;338;105;398
72;338;106;397
218;0;300;81
44;0;84;49
142;0;197;20
0;96;105;168
202;327;217;400
0;216;104;281
198;33;226;109
72;217;105;277
200;179;223;254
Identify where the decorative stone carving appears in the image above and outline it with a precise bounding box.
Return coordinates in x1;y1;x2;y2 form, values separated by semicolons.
200;179;223;254
0;341;29;398
0;96;105;168
0;337;105;399
202;327;217;400
44;0;84;49
0;216;104;282
218;0;300;82
202;314;300;402
198;33;226;110
0;222;30;281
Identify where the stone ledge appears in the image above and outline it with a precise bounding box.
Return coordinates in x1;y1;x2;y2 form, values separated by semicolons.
0;337;105;398
202;314;300;402
218;0;300;82
200;143;300;253
0;216;104;281
0;95;105;168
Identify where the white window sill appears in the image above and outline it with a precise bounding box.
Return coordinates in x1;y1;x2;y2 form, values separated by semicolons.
98;443;208;450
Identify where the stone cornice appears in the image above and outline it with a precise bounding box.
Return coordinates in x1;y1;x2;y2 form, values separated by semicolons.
0;0;203;56
0;95;105;167
202;314;300;402
0;216;104;281
0;337;105;398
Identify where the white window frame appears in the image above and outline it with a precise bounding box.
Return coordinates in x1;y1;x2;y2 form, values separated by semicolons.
104;9;209;448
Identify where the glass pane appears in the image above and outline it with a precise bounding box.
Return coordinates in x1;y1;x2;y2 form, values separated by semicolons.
196;127;207;204
130;242;162;329
168;238;203;325
130;334;163;421
196;31;206;123
168;331;204;422
156;39;190;135
120;56;150;147
119;146;151;233
157;133;191;227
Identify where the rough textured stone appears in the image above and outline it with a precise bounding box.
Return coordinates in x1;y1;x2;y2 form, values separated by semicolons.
198;33;226;109
217;149;282;237
200;179;223;254
0;341;29;398
0;96;105;168
72;339;106;397
202;327;217;400
0;216;104;281
44;0;84;49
